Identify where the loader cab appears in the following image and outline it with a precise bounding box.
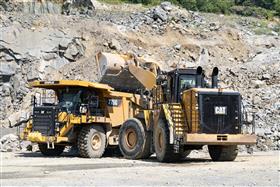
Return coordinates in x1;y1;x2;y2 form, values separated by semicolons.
164;67;206;102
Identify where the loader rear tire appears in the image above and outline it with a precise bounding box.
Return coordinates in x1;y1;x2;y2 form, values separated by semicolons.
119;118;152;159
208;145;238;161
38;143;65;156
78;125;106;158
154;119;181;162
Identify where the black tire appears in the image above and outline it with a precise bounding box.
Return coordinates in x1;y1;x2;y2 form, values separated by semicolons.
154;119;181;162
119;118;152;159
78;125;106;158
38;143;65;156
180;150;192;160
208;145;238;161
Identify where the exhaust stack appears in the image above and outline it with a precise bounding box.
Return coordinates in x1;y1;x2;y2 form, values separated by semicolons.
212;67;219;88
196;66;203;88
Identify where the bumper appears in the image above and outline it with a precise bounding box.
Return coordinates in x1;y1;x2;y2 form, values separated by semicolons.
183;133;257;145
21;132;68;143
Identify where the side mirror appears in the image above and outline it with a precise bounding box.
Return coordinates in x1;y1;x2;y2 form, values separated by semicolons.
31;95;36;106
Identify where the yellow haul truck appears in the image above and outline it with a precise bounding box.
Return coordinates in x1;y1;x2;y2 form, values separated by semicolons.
20;80;151;158
97;53;257;162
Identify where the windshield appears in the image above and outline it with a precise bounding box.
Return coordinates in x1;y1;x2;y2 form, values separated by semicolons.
179;75;196;90
58;89;82;113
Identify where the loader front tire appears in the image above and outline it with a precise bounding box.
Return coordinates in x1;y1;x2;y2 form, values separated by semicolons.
38;143;65;156
78;125;106;158
208;145;238;161
154;119;180;162
119;118;152;159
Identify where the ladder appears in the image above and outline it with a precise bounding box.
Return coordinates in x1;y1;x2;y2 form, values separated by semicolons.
168;103;189;153
168;103;189;135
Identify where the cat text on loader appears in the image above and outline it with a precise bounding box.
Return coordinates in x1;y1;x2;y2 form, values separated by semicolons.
96;53;257;162
20;80;150;158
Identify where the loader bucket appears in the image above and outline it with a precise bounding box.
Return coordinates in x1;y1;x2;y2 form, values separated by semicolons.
96;52;157;92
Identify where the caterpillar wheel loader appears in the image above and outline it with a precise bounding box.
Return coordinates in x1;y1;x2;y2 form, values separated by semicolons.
20;80;151;158
96;52;257;162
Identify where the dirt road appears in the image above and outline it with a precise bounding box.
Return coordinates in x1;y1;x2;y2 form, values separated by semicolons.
1;151;279;186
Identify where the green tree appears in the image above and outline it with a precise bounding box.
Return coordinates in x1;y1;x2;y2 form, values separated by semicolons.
274;0;280;14
178;0;197;10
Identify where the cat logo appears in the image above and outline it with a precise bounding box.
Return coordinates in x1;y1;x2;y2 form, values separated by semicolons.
214;106;227;115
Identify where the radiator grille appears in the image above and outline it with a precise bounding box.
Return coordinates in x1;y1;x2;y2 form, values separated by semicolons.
32;106;57;136
199;93;241;134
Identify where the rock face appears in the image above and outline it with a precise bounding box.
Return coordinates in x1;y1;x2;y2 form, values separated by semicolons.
0;0;95;16
0;1;279;151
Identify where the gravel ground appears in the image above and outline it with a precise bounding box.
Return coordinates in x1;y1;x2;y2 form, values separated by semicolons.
1;151;279;186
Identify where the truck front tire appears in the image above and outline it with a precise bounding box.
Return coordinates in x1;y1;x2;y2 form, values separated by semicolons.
78;125;106;158
119;118;152;159
208;145;238;161
38;143;65;156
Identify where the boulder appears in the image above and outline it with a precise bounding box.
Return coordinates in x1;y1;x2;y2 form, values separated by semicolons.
62;0;95;16
0;133;20;152
153;7;168;22
0;62;17;76
160;1;172;11
261;73;271;80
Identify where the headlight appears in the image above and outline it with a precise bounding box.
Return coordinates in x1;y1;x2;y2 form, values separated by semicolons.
79;106;88;114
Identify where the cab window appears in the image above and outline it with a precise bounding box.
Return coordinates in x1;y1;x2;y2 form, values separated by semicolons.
179;75;196;90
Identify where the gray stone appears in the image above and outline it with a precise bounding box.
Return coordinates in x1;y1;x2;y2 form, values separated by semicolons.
2;83;12;96
209;22;220;31
271;31;278;36
152;24;158;29
273;102;280;110
153;7;168;22
62;0;95;16
251;80;265;88
27;65;40;81
0;133;20;152
160;2;172;11
43;53;57;61
64;43;79;61
59;39;72;49
0;63;17;76
174;44;181;51
262;73;271;80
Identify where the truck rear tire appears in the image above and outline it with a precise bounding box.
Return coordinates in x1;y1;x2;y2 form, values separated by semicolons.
154;119;181;162
208;145;238;161
38;143;65;156
78;125;106;158
119;118;152;159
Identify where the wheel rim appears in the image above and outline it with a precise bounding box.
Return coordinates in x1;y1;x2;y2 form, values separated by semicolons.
157;129;163;152
91;134;101;151
125;128;137;149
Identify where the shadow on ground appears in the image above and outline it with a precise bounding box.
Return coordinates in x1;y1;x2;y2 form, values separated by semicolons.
15;151;212;164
